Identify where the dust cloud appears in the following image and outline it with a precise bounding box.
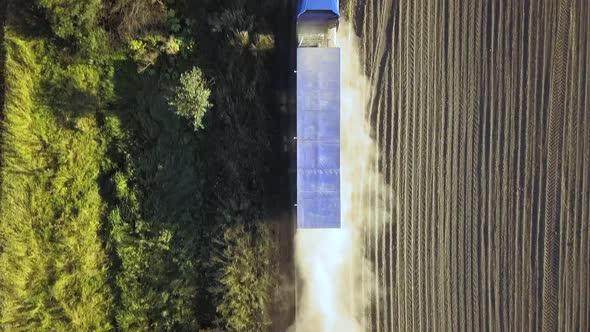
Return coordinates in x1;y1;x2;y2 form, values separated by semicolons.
290;22;391;332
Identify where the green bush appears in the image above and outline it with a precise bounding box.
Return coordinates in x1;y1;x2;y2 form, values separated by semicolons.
169;67;212;130
128;34;184;72
252;33;274;51
104;68;206;331
128;35;164;72
37;0;107;52
37;0;100;37
213;223;274;332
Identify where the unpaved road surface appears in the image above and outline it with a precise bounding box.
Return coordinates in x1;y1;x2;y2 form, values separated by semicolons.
353;0;590;331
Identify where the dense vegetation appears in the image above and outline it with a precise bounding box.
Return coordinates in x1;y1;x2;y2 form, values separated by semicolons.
0;0;278;330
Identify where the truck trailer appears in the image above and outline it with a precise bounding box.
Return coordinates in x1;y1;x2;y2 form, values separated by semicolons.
296;0;341;228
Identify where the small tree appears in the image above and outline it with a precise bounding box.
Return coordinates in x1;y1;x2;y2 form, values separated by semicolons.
37;0;101;39
169;67;212;130
37;0;107;53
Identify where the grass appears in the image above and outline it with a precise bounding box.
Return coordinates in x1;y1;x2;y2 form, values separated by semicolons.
0;1;279;330
0;31;114;330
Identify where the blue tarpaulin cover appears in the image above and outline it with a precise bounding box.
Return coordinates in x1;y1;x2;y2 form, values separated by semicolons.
297;0;340;17
297;48;341;228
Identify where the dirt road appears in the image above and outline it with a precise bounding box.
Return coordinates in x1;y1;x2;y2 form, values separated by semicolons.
266;0;297;331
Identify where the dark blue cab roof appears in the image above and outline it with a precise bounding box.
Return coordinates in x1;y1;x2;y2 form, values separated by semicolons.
297;0;340;18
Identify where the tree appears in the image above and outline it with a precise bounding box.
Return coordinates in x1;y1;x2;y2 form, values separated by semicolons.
37;0;106;52
169;67;212;131
37;0;100;37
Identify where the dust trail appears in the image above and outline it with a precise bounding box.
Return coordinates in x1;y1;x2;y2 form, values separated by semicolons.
290;22;391;332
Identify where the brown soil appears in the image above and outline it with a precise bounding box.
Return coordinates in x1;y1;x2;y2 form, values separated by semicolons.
352;0;590;331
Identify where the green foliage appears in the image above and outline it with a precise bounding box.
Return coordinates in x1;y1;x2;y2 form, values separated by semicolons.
128;35;162;71
120;5;192;73
169;67;211;131
166;9;182;34
108;203;202;331
40;59;115;119
213;223;275;332
37;0;100;38
128;34;184;72
1;1;278;330
252;33;274;51
105;68;206;330
163;35;183;55
0;33;114;331
37;0;108;52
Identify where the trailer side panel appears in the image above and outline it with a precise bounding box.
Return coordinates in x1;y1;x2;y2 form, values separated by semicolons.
296;47;341;228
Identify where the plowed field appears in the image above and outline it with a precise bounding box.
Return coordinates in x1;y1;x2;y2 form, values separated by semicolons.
352;0;590;330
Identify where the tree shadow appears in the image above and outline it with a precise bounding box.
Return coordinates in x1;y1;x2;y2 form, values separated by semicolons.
6;0;52;40
38;76;102;130
98;59;219;328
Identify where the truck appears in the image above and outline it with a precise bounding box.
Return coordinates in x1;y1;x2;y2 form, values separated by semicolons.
296;0;341;228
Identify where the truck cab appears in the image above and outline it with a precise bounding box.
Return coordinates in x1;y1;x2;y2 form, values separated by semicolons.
297;0;340;48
